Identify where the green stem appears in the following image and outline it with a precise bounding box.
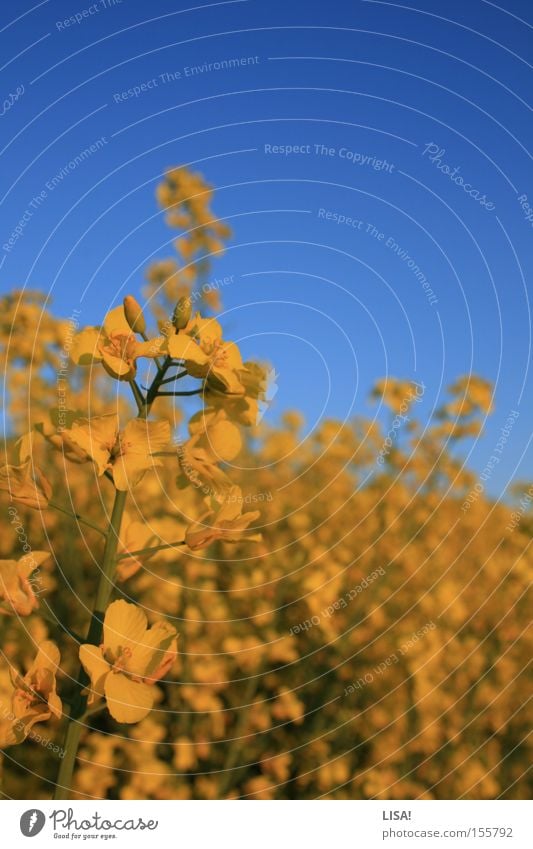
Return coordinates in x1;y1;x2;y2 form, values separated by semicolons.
158;370;188;386
53;488;127;800
38;604;84;642
157;389;203;397
53;354;172;799
140;330;164;371
117;540;186;560
49;501;107;537
128;379;146;413
217;673;261;798
146;355;172;406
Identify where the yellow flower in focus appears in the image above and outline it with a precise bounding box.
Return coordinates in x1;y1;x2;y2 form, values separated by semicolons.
0;641;62;746
166;316;245;395
185;486;261;551
63;414;171;491
0;459;52;509
0;552;50;616
70;305;162;380
79;600;178;723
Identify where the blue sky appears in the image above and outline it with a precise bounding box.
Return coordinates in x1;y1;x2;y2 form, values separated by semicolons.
1;0;532;497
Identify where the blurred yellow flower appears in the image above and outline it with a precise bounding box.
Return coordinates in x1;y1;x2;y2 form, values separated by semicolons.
185;486;261;551
79;600;178;723
0;459;52;509
0;552;50;616
0;641;62;746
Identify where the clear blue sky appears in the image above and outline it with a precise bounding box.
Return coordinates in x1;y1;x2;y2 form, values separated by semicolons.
1;0;532;497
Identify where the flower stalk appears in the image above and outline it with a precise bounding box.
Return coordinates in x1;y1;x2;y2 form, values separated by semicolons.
53;487;127;800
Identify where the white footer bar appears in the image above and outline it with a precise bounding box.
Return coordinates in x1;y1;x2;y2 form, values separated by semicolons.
4;800;532;848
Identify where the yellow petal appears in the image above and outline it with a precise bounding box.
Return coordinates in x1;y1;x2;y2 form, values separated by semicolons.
70;327;103;365
30;641;60;675
122;418;171;456
16;431;34;463
103;305;132;336
64;415;118;475
221;341;243;371
0;460;52;509
79;645;110;703
18;551;50;579
194;316;223;344
188;408;218;436
0;560;20;601
215;486;245;522
135;338;166;359
103;600;147;655
167;334;209;372
205;419;242;462
113;419;170;490
185;523;217;551
101;352;134;379
112;453;160;491
128;621;177;678
104;672;154;723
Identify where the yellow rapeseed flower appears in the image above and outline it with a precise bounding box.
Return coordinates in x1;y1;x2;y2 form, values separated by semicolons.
0;552;50;616
0;641;62;746
185;486;261;550
63;414;170;491
79;600;178;723
0;459;52;509
70;305;161;380
166;315;245;395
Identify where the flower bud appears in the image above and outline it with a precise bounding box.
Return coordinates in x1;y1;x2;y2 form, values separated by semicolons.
123;295;146;334
172;296;192;330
